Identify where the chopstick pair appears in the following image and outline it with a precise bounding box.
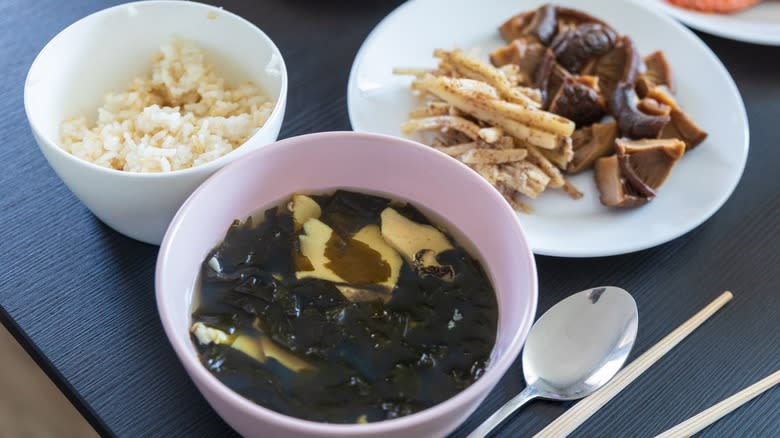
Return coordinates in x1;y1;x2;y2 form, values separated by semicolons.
534;291;759;437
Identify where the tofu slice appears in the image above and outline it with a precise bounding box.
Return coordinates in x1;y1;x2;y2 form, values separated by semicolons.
259;336;313;372
296;220;402;291
379;208;453;266
191;322;311;372
296;218;346;283
191;322;230;345
231;335;266;362
290;194;321;229
351;224;402;291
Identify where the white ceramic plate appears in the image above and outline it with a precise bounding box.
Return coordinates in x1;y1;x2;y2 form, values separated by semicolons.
347;0;749;257
648;0;780;46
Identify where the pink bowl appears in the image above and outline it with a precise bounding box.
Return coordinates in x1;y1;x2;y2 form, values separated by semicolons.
156;131;537;437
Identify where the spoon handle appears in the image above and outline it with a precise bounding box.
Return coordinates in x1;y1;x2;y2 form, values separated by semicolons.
467;386;539;438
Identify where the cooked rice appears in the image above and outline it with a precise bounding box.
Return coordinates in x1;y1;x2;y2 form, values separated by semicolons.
60;41;275;173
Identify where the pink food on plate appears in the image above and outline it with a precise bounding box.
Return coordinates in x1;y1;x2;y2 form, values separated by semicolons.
667;0;762;13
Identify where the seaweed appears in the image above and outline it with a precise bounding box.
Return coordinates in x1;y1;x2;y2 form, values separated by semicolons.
190;191;498;423
318;190;391;235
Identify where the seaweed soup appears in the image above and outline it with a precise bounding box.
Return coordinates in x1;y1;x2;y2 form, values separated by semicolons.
191;190;499;423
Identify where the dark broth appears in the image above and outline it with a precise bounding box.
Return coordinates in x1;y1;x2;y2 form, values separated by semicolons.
191;190;498;423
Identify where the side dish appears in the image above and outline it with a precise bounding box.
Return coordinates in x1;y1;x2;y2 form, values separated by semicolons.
396;4;707;211
60;41;275;172
667;0;761;14
189;190;499;423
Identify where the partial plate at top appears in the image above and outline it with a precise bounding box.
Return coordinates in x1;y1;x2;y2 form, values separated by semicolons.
648;0;780;46
347;0;749;257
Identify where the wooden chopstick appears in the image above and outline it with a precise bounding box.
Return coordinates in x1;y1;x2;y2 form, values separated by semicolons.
534;291;734;438
655;368;780;438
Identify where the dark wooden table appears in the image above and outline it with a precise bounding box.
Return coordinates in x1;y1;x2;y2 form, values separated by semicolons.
2;1;778;436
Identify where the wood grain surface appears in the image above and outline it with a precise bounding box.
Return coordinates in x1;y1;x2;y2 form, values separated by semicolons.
1;1;778;437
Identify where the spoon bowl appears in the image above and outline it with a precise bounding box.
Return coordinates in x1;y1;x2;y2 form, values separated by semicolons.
469;286;638;437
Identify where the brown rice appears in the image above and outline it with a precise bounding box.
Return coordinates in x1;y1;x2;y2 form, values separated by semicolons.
60;41;274;173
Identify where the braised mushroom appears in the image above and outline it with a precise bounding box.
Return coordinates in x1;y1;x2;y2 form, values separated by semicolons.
534;49;588;108
646;87;708;149
594;154;650;208
499;4;558;45
590;36;643;102
490;38;548;86
662;109;708;150
499;10;534;42
499;4;615;47
615;137;686;189
544;63;572;107
637;97;671;117
637;50;673;97
611;81;670;139
550;23;618;73
595;137;686;208
490;40;524;67
555;6;613;30
548;75;605;126
534;48;557;102
525;3;558;45
568;121;618;173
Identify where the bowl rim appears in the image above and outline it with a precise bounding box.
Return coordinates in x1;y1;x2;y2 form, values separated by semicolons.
23;0;288;180
156;131;538;434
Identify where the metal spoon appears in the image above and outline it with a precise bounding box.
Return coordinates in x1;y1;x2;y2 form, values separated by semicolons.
469;286;638;438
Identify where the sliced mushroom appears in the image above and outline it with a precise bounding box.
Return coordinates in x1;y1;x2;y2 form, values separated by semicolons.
645;86;708;149
550;23;618;73
645;85;677;108
567;121;618;173
636;50;673;97
548;75;606;126
499;4;558;45
543;63;571;108
662;109;708;150
594;154;650;208
618;154;656;199
499;10;535;42
490;41;520;67
524;3;558;45
611;81;670;139
534;48;556;104
637;98;671;117
595;137;686;208
615;137;685;189
499;5;615;47
490;38;548;86
555;6;613;30
591;36;643;103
